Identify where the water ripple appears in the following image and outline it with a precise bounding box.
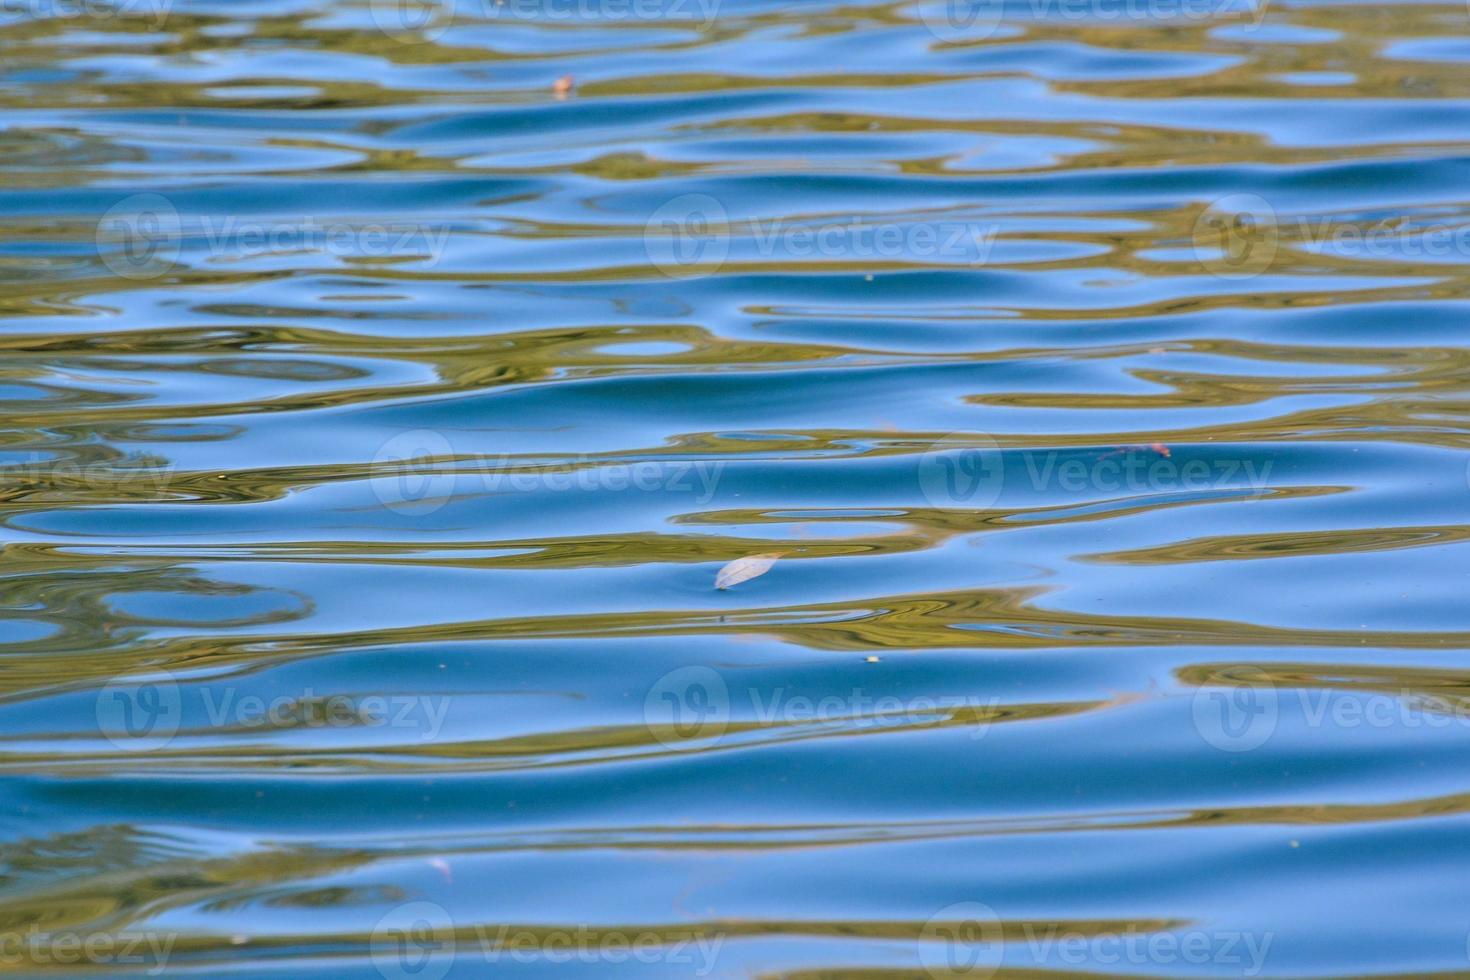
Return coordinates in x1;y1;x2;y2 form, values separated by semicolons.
1;0;1469;976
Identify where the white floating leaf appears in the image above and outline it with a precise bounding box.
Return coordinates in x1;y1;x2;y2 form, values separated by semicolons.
715;553;783;590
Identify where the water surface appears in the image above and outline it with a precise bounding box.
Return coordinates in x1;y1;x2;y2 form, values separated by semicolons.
2;0;1469;976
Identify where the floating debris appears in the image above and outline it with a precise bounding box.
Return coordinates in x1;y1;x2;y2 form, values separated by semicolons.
715;553;783;590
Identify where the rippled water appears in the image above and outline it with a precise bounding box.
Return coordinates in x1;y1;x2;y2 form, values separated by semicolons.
3;0;1470;976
